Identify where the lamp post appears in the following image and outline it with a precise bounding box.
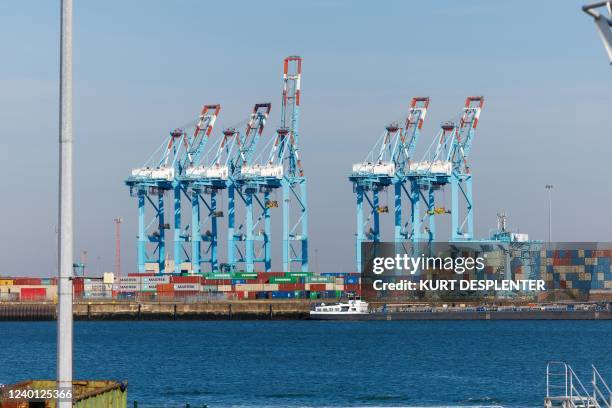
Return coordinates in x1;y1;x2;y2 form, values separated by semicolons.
114;218;123;278
545;184;553;242
57;0;73;405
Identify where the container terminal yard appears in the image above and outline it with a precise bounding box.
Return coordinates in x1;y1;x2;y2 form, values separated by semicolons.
1;54;612;317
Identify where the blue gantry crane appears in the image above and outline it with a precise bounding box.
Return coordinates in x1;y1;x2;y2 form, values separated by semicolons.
408;96;484;241
127;57;308;275
126;104;220;273
237;56;308;272
350;96;485;270
227;103;272;272
349;97;430;271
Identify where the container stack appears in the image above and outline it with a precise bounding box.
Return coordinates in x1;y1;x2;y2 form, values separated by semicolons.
110;271;362;300
0;277;57;301
537;249;612;300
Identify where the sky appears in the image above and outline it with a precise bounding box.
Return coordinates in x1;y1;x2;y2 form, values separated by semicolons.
0;0;611;276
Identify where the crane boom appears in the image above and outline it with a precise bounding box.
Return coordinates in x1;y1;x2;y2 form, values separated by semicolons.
583;1;612;64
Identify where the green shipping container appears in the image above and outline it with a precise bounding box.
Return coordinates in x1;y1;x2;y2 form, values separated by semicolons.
206;273;232;279
306;276;334;283
269;277;297;283
285;271;313;277
233;273;258;279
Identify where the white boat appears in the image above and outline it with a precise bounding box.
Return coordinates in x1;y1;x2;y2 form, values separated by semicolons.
309;298;370;319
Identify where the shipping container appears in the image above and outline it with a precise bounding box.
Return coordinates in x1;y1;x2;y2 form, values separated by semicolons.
174;283;201;291
170;275;201;284
156;283;174;292
233;272;258;279
271;291;295;298
14;278;42;285
20;287;46;301
269;276;297;284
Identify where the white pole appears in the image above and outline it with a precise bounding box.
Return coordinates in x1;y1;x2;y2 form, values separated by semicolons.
58;0;73;406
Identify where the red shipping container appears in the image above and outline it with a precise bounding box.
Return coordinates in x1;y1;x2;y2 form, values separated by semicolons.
170;276;201;284
72;278;85;294
20;287;46;301
309;284;326;291
345;284;360;292
14;278;42;285
279;283;304;291
129;272;156;277
264;272;285;277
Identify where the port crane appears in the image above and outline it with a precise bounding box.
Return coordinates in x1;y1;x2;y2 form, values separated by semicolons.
226;103;272;272
237;56;308;272
408;96;484;241
182;108;258;274
349;97;430;271
583;1;612;64
126;104;220;273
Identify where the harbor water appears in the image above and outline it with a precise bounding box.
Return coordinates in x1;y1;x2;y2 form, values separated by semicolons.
0;320;610;407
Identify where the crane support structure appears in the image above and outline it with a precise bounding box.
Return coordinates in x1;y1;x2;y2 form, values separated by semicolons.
583;1;612;64
126;105;220;273
127;57;308;274
228;103;272;273
408;96;484;242
237;56;308;272
349;97;430;271
351;96;484;270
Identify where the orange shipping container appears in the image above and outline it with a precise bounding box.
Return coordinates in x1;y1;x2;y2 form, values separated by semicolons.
156;283;174;292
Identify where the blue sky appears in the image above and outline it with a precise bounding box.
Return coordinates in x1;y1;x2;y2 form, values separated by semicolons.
0;0;611;276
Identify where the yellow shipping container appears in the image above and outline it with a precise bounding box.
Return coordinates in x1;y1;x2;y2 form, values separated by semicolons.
0;279;13;286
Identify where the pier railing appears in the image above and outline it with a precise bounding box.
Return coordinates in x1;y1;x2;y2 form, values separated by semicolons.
546;361;611;408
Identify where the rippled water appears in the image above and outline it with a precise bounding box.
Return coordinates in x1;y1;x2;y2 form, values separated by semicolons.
0;320;610;407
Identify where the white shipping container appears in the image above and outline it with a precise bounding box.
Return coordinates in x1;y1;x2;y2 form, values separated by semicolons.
174;283;201;291
262;284;279;291
118;277;141;284
116;283;139;292
83;291;111;299
84;283;107;292
216;285;233;292
235;283;264;292
142;276;170;284
140;284;158;292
